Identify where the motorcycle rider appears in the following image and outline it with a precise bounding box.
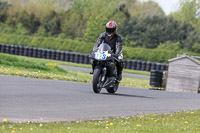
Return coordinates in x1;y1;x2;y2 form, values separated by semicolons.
91;21;124;81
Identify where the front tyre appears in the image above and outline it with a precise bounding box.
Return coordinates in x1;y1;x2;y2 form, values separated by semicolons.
106;82;119;93
93;69;102;93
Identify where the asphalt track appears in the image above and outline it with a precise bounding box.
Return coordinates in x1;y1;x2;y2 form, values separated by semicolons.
59;65;150;79
0;75;200;122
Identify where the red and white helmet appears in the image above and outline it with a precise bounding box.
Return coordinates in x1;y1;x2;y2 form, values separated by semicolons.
106;21;117;37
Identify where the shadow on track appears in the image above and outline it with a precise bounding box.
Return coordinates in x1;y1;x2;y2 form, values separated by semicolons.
100;93;155;99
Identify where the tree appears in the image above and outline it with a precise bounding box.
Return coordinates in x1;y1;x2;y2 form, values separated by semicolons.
119;15;200;50
42;10;62;36
171;0;200;32
6;9;40;34
83;0;127;42
139;1;165;18
61;10;86;38
0;1;11;22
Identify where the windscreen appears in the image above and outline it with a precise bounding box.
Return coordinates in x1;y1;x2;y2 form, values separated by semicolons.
98;43;111;53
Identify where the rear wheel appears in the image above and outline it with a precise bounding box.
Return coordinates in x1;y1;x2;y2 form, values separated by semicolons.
93;69;102;93
106;82;119;93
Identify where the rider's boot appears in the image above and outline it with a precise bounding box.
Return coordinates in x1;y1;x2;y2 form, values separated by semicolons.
117;67;123;81
116;59;124;81
117;72;122;81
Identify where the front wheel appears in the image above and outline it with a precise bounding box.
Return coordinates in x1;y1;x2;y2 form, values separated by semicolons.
106;82;119;93
93;69;102;93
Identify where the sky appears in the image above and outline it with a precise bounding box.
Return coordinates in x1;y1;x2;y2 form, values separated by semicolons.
141;0;180;15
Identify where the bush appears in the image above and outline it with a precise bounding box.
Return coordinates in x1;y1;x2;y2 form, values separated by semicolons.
124;47;200;63
0;33;200;63
0;33;94;53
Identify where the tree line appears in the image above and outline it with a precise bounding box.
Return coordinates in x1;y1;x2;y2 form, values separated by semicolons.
0;0;200;54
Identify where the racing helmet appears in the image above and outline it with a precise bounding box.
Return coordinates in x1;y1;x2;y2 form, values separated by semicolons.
106;21;117;37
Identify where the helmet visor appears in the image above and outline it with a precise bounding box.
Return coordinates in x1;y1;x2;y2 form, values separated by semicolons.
106;28;116;34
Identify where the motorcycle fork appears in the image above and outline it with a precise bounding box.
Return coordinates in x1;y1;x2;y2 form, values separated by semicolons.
101;67;107;82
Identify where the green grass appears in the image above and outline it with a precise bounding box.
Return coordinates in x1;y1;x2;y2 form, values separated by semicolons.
0;52;150;76
123;69;150;76
44;59;150;76
38;58;150;76
0;53;66;73
0;110;200;133
0;53;91;83
0;53;151;88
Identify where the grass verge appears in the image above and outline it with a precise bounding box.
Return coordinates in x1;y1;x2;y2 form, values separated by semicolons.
0;53;150;88
0;110;200;133
0;52;150;76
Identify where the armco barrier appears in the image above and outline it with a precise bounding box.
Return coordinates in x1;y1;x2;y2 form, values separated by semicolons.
0;43;168;72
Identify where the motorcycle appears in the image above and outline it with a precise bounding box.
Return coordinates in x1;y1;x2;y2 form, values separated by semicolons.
90;43;119;93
